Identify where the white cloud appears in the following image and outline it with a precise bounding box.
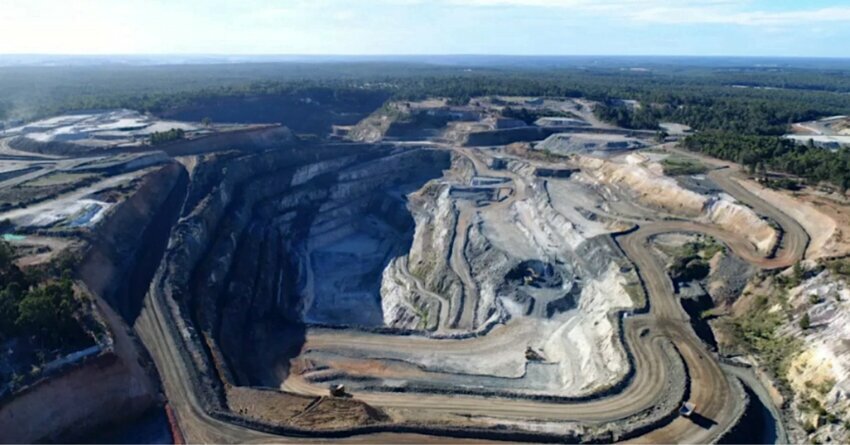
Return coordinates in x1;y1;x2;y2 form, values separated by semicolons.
632;5;850;25
442;0;850;26
0;0;847;55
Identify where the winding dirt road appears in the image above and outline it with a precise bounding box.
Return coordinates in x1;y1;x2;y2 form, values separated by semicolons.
450;147;525;330
613;157;808;441
134;143;809;443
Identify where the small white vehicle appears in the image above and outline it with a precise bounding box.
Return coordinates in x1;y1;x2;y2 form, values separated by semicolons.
680;402;696;417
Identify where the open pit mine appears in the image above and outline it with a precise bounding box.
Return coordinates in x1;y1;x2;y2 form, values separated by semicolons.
0;98;829;443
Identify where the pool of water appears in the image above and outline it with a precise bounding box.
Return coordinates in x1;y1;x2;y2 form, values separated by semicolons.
679;293;718;350
81;407;173;444
719;383;779;444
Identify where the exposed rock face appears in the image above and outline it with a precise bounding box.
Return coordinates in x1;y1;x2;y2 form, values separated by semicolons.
292;149;641;398
385;184;463;331
381;256;441;331
575;154;778;253
0;351;156;443
542;261;634;391
784;270;850;444
144;144;451;395
78;162;188;320
705;195;776;253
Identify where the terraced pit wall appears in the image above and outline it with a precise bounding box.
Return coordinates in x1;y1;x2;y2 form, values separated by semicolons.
141;145;453;423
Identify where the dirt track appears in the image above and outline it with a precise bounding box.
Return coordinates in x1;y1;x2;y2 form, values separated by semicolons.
134;144;809;443
449;147;524;330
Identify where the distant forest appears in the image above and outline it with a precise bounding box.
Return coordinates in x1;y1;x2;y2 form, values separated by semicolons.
2;62;850;129
2;60;850;187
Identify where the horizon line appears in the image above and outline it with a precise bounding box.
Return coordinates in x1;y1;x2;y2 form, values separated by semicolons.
2;53;850;60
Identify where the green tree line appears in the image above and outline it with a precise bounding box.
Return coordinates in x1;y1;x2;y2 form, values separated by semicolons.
682;132;850;191
149;128;185;145
0;241;88;348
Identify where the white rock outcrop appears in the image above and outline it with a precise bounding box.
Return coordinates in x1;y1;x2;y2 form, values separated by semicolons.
575;154;777;253
784;270;850;443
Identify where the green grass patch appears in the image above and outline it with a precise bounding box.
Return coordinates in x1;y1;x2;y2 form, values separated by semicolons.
661;157;708;176
536;149;571;162
415;306;431;331
824;258;850;277
622;282;647;308
723;292;802;389
667;237;725;281
700;308;722;319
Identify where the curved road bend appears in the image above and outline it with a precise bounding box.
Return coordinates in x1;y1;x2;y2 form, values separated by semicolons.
663;144;809;261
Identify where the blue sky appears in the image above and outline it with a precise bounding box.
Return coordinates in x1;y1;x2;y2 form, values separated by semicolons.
2;0;850;57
